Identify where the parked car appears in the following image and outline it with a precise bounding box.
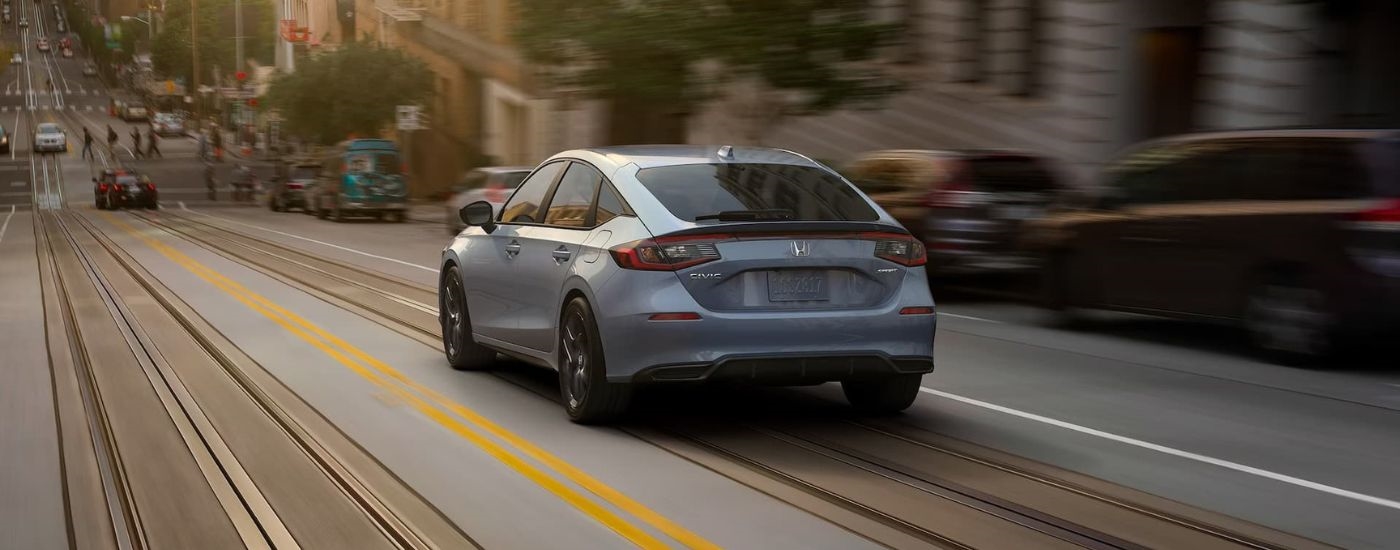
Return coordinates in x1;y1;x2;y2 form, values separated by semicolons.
32;122;66;153
55;19;65;32
60;47;71;58
267;159;321;212
150;112;184;136
18;16;27;27
9;52;19;64
310;139;409;222
0;125;10;154
843;149;1064;276
35;38;48;52
94;169;158;210
119;102;149;121
2;13;10;24
444;166;531;234
1028;129;1400;363
82;63;97;77
440;145;936;423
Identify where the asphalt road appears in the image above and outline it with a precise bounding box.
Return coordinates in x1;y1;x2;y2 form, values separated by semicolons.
164;204;1400;549
3;3;1400;544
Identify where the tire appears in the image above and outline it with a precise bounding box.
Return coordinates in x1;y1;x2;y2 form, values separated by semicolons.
440;266;495;371
1243;273;1337;365
333;200;346;223
373;211;384;222
558;297;632;424
316;199;328;219
842;374;922;415
269;195;281;212
393;210;406;223
1039;251;1090;328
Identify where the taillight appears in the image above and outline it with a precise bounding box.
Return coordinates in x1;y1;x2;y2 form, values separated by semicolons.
900;306;935;315
98;183;108;192
871;234;927;266
146;183;156;191
648;312;702;321
1352;199;1400;223
610;235;727;271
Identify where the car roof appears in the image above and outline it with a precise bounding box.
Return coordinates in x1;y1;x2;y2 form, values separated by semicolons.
1141;128;1398;147
472;166;532;174
549;145;823;174
341;139;397;151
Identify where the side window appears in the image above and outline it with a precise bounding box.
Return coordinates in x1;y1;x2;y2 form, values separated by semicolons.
544;162;602;228
1291;139;1366;200
501;162;565;224
595;183;628;225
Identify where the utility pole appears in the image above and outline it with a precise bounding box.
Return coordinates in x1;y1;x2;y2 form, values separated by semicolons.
191;0;200;121
234;0;244;73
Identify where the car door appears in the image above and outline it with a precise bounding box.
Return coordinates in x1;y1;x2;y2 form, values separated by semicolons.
1098;140;1237;313
510;161;605;352
463;161;566;344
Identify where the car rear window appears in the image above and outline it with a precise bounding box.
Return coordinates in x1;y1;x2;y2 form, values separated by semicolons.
635;163;879;222
967;157;1058;192
116;176;138;184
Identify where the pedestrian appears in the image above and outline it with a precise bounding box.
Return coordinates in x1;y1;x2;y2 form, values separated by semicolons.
146;129;161;158
130;128;143;159
81;128;93;159
106;125;117;151
211;127;223;162
204;161;217;201
197;131;208;161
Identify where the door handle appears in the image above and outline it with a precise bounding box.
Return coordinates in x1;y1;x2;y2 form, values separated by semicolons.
504;240;521;256
552;246;572;263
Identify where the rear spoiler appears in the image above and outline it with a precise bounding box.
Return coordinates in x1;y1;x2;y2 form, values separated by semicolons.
663;221;910;238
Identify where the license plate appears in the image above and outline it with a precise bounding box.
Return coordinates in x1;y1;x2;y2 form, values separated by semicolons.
768;271;829;302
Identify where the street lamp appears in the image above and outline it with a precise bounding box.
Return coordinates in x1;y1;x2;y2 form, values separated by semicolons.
120;14;153;46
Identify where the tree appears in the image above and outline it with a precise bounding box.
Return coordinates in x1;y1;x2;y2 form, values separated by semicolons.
514;0;907;144
265;41;434;144
152;0;276;84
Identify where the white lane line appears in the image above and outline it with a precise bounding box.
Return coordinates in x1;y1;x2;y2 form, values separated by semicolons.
919;387;1400;511
0;205;15;244
937;312;1003;324
180;204;437;272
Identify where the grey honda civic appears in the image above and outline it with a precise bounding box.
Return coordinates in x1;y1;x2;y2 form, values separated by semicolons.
440;145;937;423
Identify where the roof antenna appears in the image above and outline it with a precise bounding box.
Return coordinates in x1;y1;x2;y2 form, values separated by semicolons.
717;145;734;160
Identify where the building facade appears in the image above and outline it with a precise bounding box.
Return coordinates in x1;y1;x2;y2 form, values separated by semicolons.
350;0;592;197
689;0;1400;184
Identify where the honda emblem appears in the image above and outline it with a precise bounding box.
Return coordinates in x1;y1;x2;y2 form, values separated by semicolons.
789;241;811;257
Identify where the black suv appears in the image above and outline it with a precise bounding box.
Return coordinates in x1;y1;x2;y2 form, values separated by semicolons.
1030;130;1400;362
94;169;159;210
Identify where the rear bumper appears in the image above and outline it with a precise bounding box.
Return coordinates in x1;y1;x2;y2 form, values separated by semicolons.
34;142;66;152
634;352;933;384
593;269;937;383
926;217;1038;274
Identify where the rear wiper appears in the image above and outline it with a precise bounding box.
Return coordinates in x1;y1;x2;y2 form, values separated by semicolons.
693;209;794;222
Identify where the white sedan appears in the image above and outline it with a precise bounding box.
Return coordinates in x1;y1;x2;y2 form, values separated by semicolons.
33;122;66;154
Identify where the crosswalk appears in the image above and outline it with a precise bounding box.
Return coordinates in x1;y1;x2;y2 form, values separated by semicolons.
0;105;104;112
3;89;104;96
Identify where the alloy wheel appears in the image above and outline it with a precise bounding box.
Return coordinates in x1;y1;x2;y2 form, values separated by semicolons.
444;276;464;359
1246;283;1332;358
560;310;590;409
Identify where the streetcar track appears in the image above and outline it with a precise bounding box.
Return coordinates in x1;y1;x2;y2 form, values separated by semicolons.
38;207;474;549
133;207;1328;549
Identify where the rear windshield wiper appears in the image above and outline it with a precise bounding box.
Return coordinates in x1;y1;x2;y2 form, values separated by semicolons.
693;209;795;222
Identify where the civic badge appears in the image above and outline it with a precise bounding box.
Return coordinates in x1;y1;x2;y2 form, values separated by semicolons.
789;240;811;257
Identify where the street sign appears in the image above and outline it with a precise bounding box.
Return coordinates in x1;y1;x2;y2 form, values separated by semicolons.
396;105;421;131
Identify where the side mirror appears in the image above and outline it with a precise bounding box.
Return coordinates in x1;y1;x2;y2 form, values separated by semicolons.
460;200;496;233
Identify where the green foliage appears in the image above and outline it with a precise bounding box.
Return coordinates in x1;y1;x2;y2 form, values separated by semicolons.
514;0;907;116
265;41;435;144
152;0;276;84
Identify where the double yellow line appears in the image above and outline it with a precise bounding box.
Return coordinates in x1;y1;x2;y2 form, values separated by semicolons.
102;213;719;550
